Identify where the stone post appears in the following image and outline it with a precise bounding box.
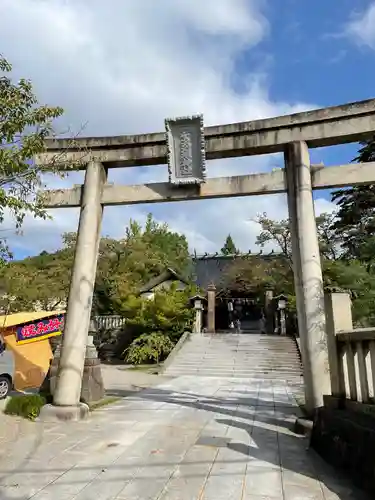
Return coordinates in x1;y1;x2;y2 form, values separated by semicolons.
40;161;107;421
207;284;216;333
264;290;273;334
80;329;105;404
285;141;330;413
193;298;203;333
324;291;352;398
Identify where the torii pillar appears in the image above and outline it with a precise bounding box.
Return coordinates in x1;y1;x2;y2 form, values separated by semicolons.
39;161;107;421
285;141;330;413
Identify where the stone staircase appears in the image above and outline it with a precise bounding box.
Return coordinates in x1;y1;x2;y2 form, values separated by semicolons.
164;333;303;381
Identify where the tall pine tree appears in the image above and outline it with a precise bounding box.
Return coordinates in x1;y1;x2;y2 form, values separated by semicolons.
221;234;238;255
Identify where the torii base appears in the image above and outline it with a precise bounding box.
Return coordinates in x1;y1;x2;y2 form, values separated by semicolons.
38;402;89;422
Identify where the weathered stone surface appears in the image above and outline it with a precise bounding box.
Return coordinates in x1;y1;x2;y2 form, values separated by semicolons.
47;343;105;404
311;406;375;497
0;374;370;499
38;98;375;167
80;362;105;403
38;402;90;422
40;161;375;208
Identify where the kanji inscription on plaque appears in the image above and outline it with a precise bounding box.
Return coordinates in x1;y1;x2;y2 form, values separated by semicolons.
165;114;206;185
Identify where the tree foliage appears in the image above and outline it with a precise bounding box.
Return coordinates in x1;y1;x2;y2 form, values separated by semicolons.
221;234;238;255
222;255;293;298
117;285;195;343
0;246;72;312
0;214;192;315
94;214;191;314
0;55;86;267
252;208;375;325
254;212;340;262
0;55;65;228
331;139;375;262
255;215;292;262
125;333;175;365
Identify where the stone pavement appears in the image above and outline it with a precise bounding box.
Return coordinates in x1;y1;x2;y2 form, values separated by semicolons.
0;375;369;500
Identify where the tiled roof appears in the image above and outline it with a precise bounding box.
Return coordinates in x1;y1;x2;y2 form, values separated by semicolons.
139;268;188;293
192;253;281;291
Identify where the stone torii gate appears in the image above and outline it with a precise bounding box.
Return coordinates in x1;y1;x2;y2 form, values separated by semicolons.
36;99;375;420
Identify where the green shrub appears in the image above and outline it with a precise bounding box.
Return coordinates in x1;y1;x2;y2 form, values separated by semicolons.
125;332;174;365
118;285;196;344
4;394;46;420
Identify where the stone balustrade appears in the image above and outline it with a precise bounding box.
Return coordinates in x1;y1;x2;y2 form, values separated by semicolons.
311;291;375;495
325;291;375;408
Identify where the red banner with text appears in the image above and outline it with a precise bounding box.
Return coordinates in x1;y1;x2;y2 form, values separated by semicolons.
16;314;65;345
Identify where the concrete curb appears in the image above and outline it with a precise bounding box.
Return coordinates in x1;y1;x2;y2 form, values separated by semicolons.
160;331;192;374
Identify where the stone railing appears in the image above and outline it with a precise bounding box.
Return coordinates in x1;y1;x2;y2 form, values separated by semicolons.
335;328;375;404
312;291;375;495
93;315;126;331
325;292;375;407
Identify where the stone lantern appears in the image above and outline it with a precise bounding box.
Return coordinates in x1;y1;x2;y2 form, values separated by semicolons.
189;294;206;334
274;293;288;336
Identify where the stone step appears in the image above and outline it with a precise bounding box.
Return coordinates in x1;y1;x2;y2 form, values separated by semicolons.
178;351;300;357
170;360;301;365
181;341;299;346
168;366;302;373
165;367;302;374
172;358;301;364
165;369;302;375
164;333;302;381
186;339;298;344
174;350;297;354
175;349;298;358
165;371;303;380
164;372;302;379
193;348;298;352
166;368;302;376
165;364;302;371
174;360;300;364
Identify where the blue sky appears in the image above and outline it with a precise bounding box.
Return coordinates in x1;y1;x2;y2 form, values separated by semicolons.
0;0;374;258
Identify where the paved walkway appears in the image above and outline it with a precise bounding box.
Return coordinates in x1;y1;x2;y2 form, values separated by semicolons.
0;376;369;500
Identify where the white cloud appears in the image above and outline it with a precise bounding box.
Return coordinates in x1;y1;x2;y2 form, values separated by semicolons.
0;0;334;257
344;3;375;49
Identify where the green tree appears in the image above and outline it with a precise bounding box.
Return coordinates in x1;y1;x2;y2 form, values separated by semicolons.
254;212;375;325
222;255;293;298
331;139;375;263
119;285;195;343
323;259;375;326
0;55;80;265
0;243;73;312
93;214;191;313
254;212;341;262
0;214;193;314
255;215;292;263
315;212;341;260
1;56;62;225
221;234;238;255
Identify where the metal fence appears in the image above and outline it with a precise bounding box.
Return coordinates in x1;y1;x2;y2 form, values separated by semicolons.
93;315;126;330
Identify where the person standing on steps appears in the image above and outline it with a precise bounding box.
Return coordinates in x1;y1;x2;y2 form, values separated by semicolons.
233;308;241;333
